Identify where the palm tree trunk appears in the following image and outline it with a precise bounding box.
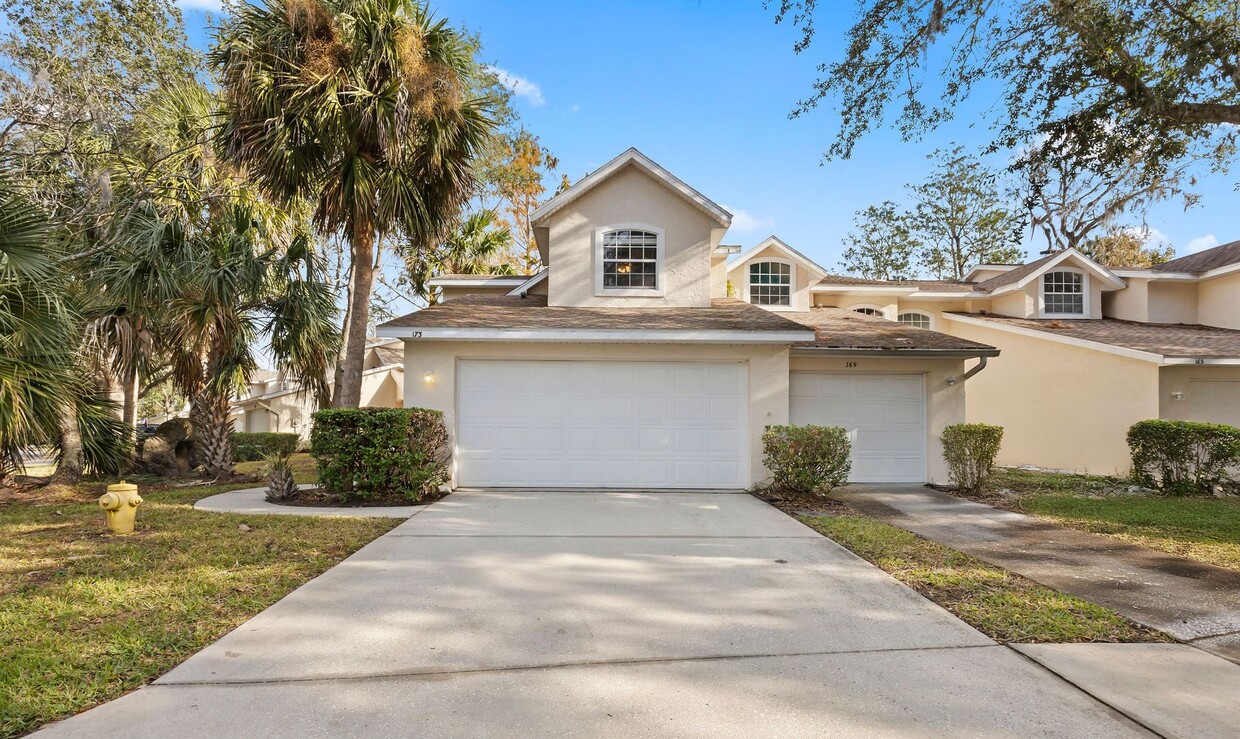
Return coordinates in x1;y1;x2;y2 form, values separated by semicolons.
47;401;83;485
122;370;138;428
334;227;374;408
196;390;235;478
331;259;354;405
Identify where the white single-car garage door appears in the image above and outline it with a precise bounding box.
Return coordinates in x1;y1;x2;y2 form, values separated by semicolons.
790;372;926;483
456;360;748;489
1189;380;1240;428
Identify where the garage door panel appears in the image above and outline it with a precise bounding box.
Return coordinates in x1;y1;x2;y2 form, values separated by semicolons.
790;372;926;483
1188;380;1240;428
457;360;747;489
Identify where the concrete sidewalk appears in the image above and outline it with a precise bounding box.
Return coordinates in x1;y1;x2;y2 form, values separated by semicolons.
36;490;1229;737
836;485;1240;663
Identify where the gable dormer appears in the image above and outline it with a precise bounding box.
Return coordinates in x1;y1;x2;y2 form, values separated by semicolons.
725;236;829;311
530;149;731;308
974;248;1126;319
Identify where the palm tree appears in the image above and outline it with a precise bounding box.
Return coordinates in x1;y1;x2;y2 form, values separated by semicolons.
403;209;516;304
211;0;498;407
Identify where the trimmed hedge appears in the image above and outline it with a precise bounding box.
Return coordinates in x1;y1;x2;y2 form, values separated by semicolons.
762;424;851;495
310;408;449;503
232;432;300;462
1127;419;1240;495
942;423;1004;492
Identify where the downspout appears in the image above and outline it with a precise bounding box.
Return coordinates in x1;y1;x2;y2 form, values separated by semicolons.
949;356;989;387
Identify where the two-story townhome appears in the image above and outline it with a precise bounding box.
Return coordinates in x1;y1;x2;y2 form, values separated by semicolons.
727;237;1240;474
378;149;999;489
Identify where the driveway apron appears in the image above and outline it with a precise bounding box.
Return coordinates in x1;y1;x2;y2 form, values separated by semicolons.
37;490;1148;737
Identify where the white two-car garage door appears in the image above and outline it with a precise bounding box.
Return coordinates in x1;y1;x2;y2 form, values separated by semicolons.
790;372;927;483
456;360;748;489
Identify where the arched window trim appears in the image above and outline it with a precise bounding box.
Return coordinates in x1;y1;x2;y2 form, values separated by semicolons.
1039;267;1089;318
850;303;891;320
897;309;935;330
593;225;666;297
743;257;797;311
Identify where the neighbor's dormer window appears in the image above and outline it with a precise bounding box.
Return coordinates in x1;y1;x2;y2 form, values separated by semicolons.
1043;271;1085;316
601;229;659;290
748;261;792;307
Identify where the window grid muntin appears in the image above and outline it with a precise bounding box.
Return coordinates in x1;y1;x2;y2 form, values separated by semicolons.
898;311;932;329
602;229;659;289
1043;271;1084;315
854;307;884;317
748;262;791;306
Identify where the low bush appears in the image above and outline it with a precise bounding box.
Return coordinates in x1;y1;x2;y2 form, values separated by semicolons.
263;451;298;503
762;424;851;494
233;432;300;462
1127;420;1240;495
942;423;1004;492
310;408;449;503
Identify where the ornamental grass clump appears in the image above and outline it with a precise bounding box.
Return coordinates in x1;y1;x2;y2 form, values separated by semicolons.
942;423;1003;492
263;450;299;503
762;424;852;495
310;408;449;503
1127;420;1240;495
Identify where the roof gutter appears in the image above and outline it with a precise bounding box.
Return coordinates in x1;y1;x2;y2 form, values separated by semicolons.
790;347;1000;358
951;356;989;387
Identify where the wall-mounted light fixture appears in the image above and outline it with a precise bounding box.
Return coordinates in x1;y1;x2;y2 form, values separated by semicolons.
424;370;436;383
945;376;958;387
1171;390;1185;401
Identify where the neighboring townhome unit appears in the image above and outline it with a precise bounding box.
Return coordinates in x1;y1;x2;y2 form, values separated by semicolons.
379;148;999;490
729;239;1240;475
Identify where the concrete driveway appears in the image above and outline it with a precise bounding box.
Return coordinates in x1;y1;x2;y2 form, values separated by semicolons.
38;491;1147;737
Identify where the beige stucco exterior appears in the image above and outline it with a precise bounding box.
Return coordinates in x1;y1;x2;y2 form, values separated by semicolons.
946;318;1160;474
1147;281;1199;324
544;164;723;308
1159;365;1240;427
439;284;518;302
1198;271;1240;329
232;365;404;440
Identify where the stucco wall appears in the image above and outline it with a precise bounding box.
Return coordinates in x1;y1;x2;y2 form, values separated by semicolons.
1198;272;1240;329
946;319;1160;474
233;368;404;441
990;289;1033;318
546;165;716;308
729;244;814;311
439;285;516;302
1104;278;1149;321
401;341;791;488
1147;281;1199;324
1160;365;1240;427
788;355;966;484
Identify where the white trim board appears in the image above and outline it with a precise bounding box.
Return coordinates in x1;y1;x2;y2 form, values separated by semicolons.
506;269;549;296
727;236;828;279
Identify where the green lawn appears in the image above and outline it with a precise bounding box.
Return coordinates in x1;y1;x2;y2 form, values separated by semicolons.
235;451;318;484
984;469;1240;571
802;513;1169;645
0;461;396;738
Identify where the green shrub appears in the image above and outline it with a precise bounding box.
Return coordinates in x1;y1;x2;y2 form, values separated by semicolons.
762;425;851;494
262;450;299;503
310;408;449;503
1127;420;1240;495
942;423;1004;492
232;432;300;462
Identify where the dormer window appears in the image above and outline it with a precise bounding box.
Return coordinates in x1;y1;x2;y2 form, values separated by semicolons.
1042;270;1085;316
601;229;659;289
748;262;792;307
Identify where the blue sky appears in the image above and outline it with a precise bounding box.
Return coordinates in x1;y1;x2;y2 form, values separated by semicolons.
179;0;1236;270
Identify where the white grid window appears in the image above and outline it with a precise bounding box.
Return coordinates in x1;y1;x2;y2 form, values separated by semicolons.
898;311;932;329
854;307;884;317
1043;271;1084;315
601;230;658;289
749;262;791;306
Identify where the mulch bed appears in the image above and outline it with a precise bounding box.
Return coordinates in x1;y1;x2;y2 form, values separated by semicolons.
270;487;450;508
749;486;852;517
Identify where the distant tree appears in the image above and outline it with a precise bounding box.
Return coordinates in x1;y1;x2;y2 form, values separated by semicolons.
770;0;1240;179
909;147;1025;280
1025;144;1195;253
136;380;185;422
481;128;561;272
400;209;517;304
840;202;919;280
1081;226;1176;268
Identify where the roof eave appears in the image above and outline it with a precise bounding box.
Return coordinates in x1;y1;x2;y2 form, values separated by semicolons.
791;346;1000;358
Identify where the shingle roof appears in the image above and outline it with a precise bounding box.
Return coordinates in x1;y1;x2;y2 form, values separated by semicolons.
971;251;1063;292
816;275;978;292
371;346;403;366
952;314;1240;359
785;308;999;353
378;295;813;333
428;274;525;282
1152;240;1240;273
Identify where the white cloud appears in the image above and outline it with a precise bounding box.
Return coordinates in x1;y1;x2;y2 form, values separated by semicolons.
177;0;223;12
486;66;545;107
1184;234;1219;255
721;205;775;234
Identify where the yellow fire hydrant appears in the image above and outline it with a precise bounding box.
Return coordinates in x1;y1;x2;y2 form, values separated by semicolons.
99;481;143;535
